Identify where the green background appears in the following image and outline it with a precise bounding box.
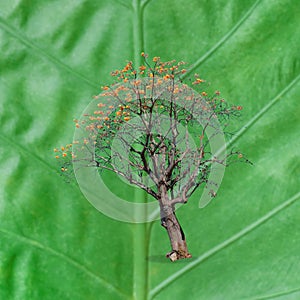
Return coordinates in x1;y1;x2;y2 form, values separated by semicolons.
1;0;300;299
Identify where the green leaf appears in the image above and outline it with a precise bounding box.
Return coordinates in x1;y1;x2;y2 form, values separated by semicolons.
1;0;300;299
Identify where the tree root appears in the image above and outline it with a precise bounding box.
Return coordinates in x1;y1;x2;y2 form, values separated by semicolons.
166;250;192;262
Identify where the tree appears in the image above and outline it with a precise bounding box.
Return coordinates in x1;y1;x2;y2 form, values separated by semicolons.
54;54;250;261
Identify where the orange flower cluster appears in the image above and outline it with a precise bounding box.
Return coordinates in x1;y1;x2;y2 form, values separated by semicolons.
232;105;243;111
54;53;245;174
110;61;136;81
192;78;205;85
109;53;190;81
54;143;76;164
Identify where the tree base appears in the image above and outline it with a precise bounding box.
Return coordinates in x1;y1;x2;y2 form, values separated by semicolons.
166;250;192;262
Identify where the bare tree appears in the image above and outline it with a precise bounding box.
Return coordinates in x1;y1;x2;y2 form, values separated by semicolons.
55;55;250;261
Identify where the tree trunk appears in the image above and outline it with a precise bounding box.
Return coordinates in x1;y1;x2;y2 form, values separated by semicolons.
159;185;192;261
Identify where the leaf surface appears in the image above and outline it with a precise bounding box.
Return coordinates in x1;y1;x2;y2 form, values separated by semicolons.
1;0;300;299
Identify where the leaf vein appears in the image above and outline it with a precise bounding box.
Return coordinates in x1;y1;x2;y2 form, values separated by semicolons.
0;132;61;176
149;191;300;298
182;0;261;78
229;72;300;146
0;228;130;300
0;17;99;89
248;286;300;300
141;0;154;8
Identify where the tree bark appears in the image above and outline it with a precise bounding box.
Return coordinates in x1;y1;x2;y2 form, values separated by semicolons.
159;185;192;261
